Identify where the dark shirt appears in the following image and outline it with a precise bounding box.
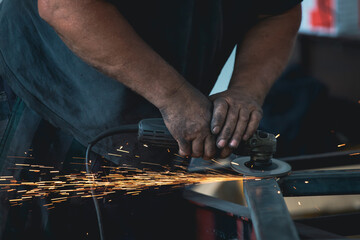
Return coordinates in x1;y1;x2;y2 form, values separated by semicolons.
0;0;301;157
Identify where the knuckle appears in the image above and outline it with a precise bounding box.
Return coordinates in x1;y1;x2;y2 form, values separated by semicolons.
240;114;249;122
241;106;250;114
253;115;262;121
255;110;263;117
229;109;239;120
212;115;223;125
215;98;228;108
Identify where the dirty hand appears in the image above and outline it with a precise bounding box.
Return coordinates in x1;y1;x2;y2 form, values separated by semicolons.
209;87;263;158
159;84;217;160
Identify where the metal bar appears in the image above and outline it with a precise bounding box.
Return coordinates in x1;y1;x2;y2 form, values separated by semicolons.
183;189;250;219
279;150;360;171
244;178;300;240
279;169;360;196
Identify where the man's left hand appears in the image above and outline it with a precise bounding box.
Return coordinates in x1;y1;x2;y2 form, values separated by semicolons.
209;87;263;158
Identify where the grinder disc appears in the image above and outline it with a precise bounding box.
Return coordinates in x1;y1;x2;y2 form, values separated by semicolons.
230;157;291;177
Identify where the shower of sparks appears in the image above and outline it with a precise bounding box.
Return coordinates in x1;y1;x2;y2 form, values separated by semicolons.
1;162;250;209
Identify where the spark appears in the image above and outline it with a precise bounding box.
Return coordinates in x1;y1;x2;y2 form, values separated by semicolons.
275;134;280;139
141;162;162;166
116;149;129;154
15;164;30;167
173;153;185;158
349;153;360;156
298;201;301;206
304;181;309;184
337;143;346;148
1;176;15;179
108;153;122;158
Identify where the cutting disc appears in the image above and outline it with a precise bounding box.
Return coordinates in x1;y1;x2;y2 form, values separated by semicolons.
230;157;291;177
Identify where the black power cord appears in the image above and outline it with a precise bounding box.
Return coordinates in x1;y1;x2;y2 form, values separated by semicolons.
85;124;138;240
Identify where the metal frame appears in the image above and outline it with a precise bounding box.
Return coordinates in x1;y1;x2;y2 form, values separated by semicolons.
184;150;360;240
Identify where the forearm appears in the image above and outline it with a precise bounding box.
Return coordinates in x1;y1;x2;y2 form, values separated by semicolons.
38;0;191;109
230;5;302;104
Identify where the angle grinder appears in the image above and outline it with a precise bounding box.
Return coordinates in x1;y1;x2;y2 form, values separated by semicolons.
138;118;291;177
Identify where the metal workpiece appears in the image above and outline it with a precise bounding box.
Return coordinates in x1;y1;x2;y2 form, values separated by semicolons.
183;189;251;219
244;178;300;240
279;169;360;196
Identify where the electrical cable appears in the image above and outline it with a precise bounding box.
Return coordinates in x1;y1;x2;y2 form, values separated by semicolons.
85;124;138;240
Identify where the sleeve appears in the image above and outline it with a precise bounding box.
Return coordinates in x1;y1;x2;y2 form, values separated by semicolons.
255;0;302;15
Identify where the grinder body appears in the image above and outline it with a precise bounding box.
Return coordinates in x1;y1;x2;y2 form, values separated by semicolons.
137;118;291;177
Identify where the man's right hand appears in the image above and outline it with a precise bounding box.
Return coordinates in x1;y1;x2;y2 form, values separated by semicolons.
159;83;217;160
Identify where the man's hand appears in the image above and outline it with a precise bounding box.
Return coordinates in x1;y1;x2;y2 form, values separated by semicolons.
159;84;217;160
209;4;301;159
209;87;263;158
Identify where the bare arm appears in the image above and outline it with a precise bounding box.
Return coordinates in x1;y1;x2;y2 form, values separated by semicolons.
39;0;188;109
38;0;216;159
210;5;301;156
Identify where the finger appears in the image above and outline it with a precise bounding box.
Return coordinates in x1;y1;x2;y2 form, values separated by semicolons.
211;98;228;135
203;134;216;160
191;137;204;158
229;108;250;148
243;110;262;141
219;146;232;159
177;139;191;157
217;107;238;148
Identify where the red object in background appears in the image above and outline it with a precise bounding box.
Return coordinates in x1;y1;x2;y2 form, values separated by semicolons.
310;0;335;29
196;208;215;240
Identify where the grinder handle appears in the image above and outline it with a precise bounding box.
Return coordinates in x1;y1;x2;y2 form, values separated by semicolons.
138;118;276;156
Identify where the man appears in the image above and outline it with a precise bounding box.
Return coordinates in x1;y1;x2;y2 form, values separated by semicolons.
0;0;301;239
0;0;301;160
